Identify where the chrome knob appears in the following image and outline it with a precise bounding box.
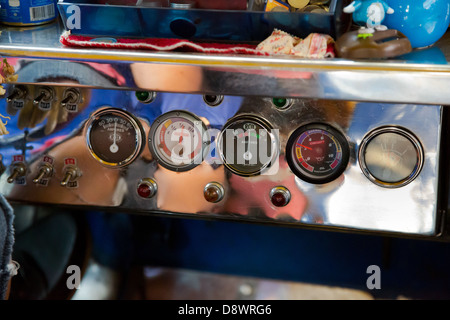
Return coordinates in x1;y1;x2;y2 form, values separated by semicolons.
7;162;27;184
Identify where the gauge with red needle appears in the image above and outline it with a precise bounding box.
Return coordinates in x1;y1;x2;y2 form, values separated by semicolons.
148;110;209;172
286;123;350;184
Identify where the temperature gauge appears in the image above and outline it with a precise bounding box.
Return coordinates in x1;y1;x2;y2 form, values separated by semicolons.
286;123;350;184
359;126;424;188
86;107;145;168
148;110;208;172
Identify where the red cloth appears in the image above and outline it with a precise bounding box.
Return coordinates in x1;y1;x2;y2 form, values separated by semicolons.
60;31;269;56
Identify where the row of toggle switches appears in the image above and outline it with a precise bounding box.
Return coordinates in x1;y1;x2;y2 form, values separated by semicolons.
7;85;82;112
6;157;81;187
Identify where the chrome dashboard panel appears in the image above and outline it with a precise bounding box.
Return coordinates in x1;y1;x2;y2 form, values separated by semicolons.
0;84;443;236
2;20;450;105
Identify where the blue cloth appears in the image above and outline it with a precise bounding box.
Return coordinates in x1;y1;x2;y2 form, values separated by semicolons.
0;194;14;300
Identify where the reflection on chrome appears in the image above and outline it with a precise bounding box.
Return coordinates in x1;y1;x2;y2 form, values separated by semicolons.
0;86;443;236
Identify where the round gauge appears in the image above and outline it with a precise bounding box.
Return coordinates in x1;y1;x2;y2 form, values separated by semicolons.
148;110;208;172
286;123;350;184
217;114;279;177
86;107;145;168
358;126;424;188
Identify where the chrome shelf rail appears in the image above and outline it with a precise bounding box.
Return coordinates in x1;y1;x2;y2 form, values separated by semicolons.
1;20;450;104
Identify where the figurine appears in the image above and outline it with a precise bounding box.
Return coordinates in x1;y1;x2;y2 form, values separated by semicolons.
343;0;394;33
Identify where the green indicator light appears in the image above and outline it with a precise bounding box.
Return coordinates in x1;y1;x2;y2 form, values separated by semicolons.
272;97;288;109
136;91;150;102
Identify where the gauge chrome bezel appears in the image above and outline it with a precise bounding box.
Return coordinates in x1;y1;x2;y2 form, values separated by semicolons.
85;107;145;168
358;126;424;188
217;114;279;177
148;110;209;172
286;122;350;184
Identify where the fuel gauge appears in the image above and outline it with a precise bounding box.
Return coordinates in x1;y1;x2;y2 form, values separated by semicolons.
86;107;145;168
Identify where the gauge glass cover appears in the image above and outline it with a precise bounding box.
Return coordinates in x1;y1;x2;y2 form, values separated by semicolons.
218;115;279;177
86;108;145;168
286;123;350;184
359;127;423;188
148;110;208;172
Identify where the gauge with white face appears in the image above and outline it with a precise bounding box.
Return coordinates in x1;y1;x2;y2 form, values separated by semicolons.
86;107;145;168
358;126;424;188
148;110;208;172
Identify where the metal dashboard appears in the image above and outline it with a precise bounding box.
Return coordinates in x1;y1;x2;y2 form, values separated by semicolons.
0;84;444;237
0;22;449;239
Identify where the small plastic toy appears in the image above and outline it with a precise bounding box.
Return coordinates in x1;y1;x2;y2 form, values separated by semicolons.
343;0;394;33
335;29;412;59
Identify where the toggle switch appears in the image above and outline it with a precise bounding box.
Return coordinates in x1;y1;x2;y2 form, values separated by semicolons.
60;165;81;187
61;88;81;111
32;162;53;184
137;178;158;198
7;85;27;103
33;87;54;110
203;182;224;203
7;162;27;184
6;85;28;111
269;186;291;207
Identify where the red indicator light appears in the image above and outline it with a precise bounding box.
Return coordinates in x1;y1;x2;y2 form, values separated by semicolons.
203;182;224;203
270;186;291;207
137;178;158;199
204;188;220;203
271;192;288;207
137;183;151;198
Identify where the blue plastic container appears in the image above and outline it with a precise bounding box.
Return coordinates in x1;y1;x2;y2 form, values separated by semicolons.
384;0;450;48
57;0;351;42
